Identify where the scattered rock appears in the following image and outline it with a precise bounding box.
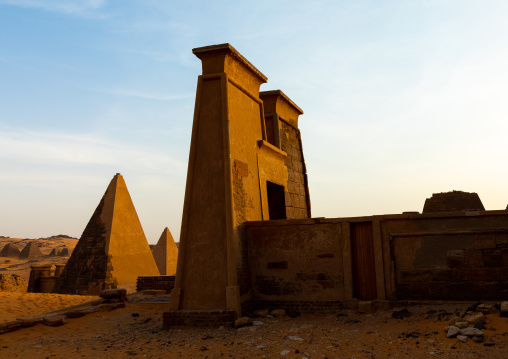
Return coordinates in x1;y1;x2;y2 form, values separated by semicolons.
271;309;286;317
474;322;486;330
472;336;483;343
252;321;264;326
459;328;483;337
449;316;462;325
42;314;66;327
100;288;127;302
132;313;140;317
500;301;508;317
17;317;43;327
463;312;485;325
280;349;290;355
392;308;412;319
234;317;253;329
447;326;459;338
252;309;269;318
345;319;361;324
454;321;469;329
457;335;468;343
287;336;303;341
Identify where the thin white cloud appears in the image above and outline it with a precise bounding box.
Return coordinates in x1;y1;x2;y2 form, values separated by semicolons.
0;0;107;18
100;88;194;101
0;130;185;172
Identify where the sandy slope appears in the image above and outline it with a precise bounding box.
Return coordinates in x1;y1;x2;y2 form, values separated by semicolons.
0;294;507;358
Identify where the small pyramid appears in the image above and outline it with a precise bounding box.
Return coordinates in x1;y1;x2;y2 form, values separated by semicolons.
152;227;179;275
0;243;21;257
53;173;160;295
19;241;43;259
58;248;70;257
48;248;58;256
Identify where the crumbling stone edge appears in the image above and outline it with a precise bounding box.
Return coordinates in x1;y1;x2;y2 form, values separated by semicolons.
0;288;127;335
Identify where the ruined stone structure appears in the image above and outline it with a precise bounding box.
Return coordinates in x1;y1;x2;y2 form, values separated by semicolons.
243;207;508;311
0;243;21;257
53;173;159;295
19;242;43;259
48;248;57;257
423;191;485;213
165;44;310;327
151;227;178;275
58;248;70;257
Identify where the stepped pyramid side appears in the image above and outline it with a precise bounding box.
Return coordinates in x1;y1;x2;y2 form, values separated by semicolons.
19;242;43;259
152;227;179;275
53;173;159;295
0;243;21;257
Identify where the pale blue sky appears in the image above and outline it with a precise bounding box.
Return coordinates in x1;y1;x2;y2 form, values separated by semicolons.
1;0;508;242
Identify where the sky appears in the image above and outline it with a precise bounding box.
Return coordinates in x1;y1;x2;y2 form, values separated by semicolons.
1;0;508;243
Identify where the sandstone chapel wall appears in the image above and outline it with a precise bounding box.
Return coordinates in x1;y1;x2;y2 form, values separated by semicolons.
243;210;508;311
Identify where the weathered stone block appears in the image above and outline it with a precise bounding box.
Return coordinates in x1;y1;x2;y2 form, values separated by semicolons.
446;250;465;268
483;250;504;267
474;238;496;249
464;249;484;267
357;301;373;313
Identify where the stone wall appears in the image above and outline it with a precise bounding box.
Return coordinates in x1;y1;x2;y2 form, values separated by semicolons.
280;121;310;219
243;211;508;306
394;228;508;300
136;275;175;293
245;219;345;303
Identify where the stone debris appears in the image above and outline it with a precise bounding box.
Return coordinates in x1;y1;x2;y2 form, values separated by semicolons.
454;321;468;329
42;314;66;327
100;288;127;302
456;335;468;343
463;312;485;325
234;317;253;329
252;321;264;326
280;349;290;355
252;309;269;318
459;328;483;337
446;326;460;338
448;316;461;325
391;308;412;319
271;309;286;317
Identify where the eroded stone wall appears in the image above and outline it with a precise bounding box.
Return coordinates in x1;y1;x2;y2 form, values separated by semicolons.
53;199;117;295
280;122;310;219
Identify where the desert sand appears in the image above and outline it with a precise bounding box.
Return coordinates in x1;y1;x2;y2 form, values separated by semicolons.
1;293;508;358
0;236;78;283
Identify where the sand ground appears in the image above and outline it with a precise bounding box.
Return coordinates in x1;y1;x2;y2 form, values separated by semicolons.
1;294;508;359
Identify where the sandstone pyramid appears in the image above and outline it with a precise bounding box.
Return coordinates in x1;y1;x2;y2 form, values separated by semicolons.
58;248;70;256
53;173;160;295
48;248;57;257
151;227;178;275
0;243;21;257
19;242;43;259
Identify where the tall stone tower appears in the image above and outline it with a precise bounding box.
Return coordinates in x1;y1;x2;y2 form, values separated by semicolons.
165;44;309;327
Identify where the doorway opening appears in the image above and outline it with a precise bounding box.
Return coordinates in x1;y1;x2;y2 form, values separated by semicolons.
266;181;286;220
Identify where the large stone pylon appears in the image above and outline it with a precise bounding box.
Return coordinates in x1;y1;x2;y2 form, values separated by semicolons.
165;43;294;327
53;173;159;295
151;227;178;275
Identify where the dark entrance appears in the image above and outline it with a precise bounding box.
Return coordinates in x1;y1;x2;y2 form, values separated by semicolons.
266;181;286;220
350;221;377;300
